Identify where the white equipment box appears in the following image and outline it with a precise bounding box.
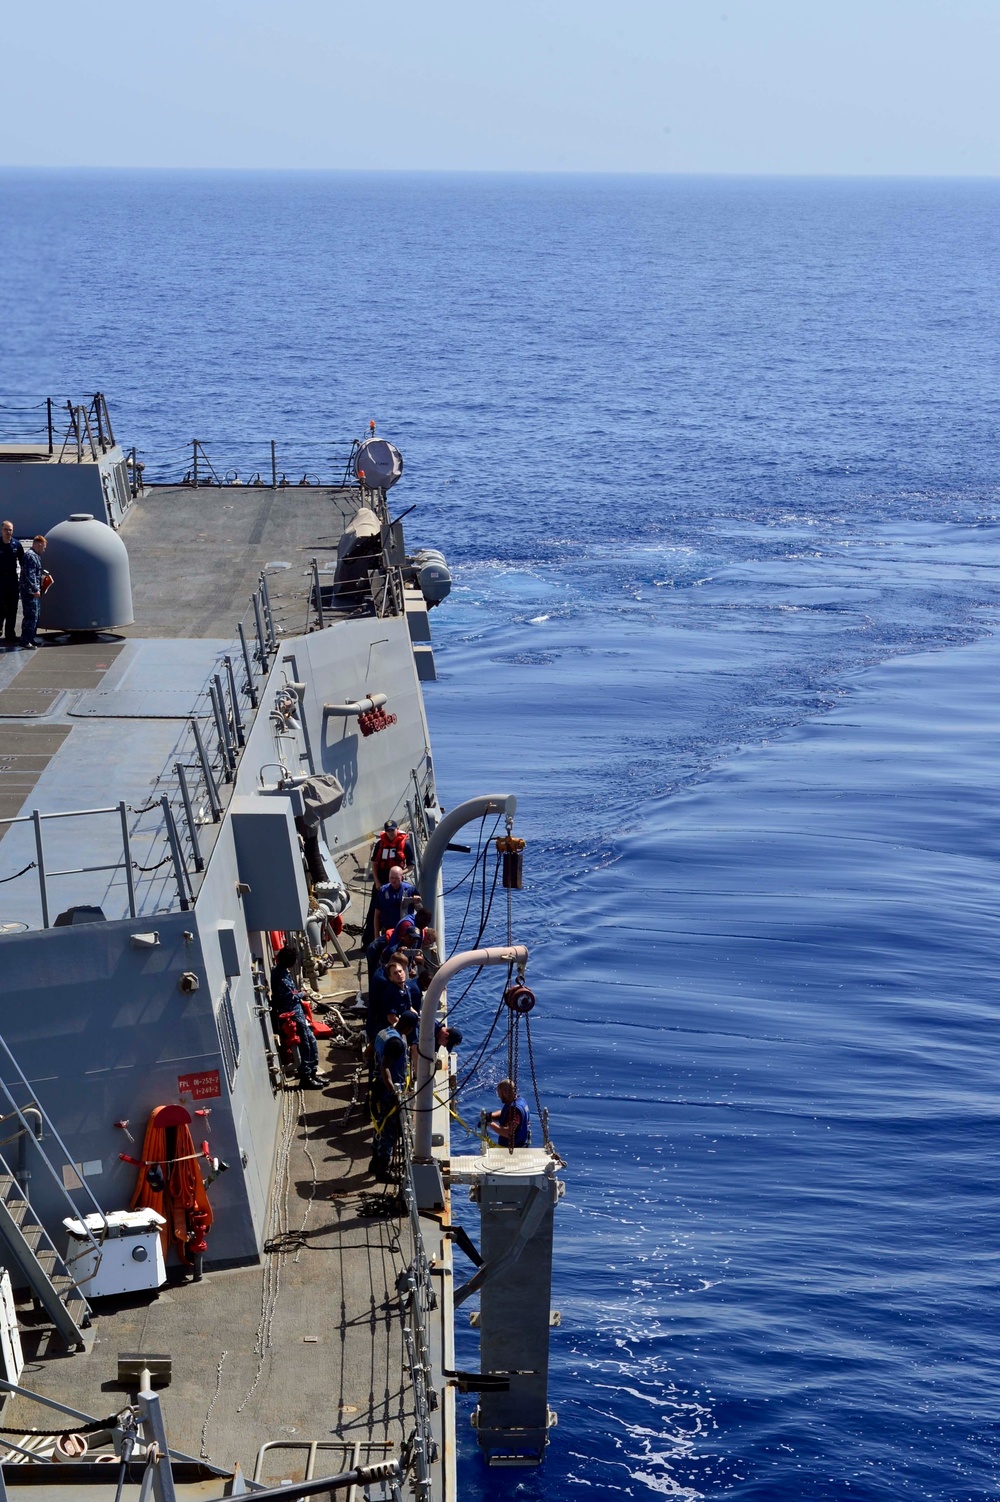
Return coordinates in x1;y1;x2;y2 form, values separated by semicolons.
63;1210;167;1297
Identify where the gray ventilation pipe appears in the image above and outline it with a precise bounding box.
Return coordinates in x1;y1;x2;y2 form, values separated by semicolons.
412;943;529;1173
416;793;517;932
322;693;387;716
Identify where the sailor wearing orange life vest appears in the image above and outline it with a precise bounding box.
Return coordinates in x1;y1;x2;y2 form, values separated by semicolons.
363;820;416;945
370;819;414;886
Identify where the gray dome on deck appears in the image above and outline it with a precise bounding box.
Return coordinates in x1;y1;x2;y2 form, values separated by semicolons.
39;513;134;631
354;439;403;491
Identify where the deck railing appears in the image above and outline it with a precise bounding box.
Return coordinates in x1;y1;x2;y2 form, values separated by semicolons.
0;1029;111;1288
127;576;283;913
0;571;278;924
0;482;409;924
0;393;119;459
0;397;382;492
0;1376;402;1493
140;435;366;489
398;1104;441;1497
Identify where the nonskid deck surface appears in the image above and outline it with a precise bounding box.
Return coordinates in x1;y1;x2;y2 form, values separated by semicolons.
0;643;121;843
0;482;385;874
0;635;235;915
118;485;363;639
1;860;419;1477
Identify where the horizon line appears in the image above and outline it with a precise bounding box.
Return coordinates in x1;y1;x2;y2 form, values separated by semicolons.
1;164;999;182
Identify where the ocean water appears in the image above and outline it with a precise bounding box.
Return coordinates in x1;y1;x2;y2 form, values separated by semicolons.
4;170;1000;1499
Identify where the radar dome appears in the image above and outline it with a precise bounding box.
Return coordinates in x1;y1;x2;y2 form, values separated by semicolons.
39;514;134;632
354;439;403;491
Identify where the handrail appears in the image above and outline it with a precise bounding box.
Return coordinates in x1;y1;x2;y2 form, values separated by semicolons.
0;803;140;930
143;437;364;489
0;490;407;924
398;1101;441;1495
0;393;113;456
0;1035;107;1224
0;1377;234;1478
199;1466;401;1502
0;803;127;826
125;574;280;914
0;1032;108;1287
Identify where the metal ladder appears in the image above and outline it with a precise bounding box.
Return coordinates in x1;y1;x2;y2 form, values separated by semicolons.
0;1031;107;1352
0;1170;91;1349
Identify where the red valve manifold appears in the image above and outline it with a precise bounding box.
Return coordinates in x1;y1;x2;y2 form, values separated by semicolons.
358;707;397;737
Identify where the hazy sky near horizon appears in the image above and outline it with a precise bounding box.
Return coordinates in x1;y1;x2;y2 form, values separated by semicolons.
3;0;999;176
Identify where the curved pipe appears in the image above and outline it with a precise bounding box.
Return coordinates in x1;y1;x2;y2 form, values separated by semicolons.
16;1105;44;1191
417;793;517;931
413;943;528;1162
322;693;387;716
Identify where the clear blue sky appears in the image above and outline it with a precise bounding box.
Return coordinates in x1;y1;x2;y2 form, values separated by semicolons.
3;0;999;174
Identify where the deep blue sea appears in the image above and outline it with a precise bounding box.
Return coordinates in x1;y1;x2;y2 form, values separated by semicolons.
4;170;1000;1499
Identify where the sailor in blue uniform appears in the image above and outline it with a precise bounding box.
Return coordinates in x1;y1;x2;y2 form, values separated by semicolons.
374;866;416;936
269;942;323;1088
369;1003;417;1180
366;951;421;1041
487;1078;531;1148
18;534;47;651
0;521;24;650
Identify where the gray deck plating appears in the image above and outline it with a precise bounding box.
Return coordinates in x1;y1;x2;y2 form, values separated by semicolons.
0;725;70;831
2;1040;421;1474
119;486;360;639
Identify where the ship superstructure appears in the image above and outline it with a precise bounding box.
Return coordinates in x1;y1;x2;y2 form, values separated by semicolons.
0;398;562;1500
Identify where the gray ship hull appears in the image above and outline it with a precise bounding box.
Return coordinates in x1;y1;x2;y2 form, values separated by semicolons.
0;419;561;1497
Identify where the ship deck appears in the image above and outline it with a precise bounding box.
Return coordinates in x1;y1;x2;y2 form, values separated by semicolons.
0;482;368;839
0;481;384;900
118;485;363;640
0;479;456;1491
0;856;445;1483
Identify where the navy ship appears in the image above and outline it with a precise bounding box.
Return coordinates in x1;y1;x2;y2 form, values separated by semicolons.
0;396;563;1500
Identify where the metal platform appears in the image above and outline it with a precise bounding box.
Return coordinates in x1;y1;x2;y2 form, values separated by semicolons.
118;487;363;640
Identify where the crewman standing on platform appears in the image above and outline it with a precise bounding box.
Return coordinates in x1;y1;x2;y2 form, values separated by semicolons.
0;521;24;651
371;819;414;886
19;534;48;651
363;818;415;944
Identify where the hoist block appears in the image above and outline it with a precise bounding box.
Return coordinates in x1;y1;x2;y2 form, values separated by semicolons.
496;835;526;889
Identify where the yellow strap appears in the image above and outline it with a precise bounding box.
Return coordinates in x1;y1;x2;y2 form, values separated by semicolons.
369;1098;400;1131
436;1093;491;1146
